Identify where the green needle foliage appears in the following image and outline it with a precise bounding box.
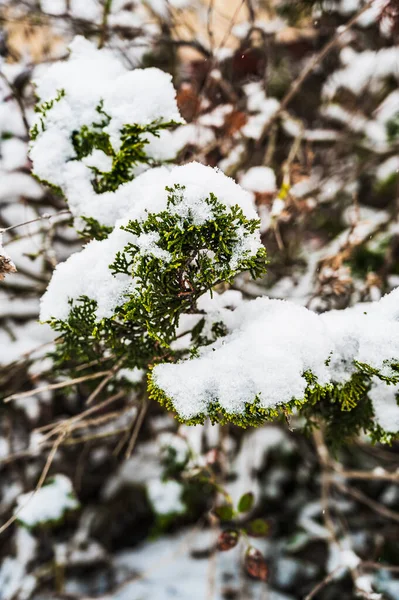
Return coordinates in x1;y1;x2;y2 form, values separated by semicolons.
33;45;399;447
110;184;267;345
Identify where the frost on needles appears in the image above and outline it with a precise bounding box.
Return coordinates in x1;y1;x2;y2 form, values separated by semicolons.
35;37;399;445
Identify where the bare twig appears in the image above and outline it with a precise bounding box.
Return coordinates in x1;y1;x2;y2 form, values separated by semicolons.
125;397;148;459
98;0;113;48
1;211;71;235
304;567;342;600
217;0;246;51
333;480;399;524
313;428;339;544
86;356;125;405
36;390;125;437
0;431;65;536
330;467;399;483
4;371;111;402
207;0;215;55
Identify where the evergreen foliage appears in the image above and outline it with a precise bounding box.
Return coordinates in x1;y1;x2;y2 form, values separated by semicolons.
33;39;399;448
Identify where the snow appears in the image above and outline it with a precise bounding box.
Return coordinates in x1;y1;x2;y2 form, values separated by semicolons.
327;538;362;580
0;101;30;138
369;379;399;433
0;528;37;600
152;288;399;427
14;474;79;527
243;83;280;140
198;104;233;128
0;172;42;202
171;123;215;150
30;36;183;224
233;18;285;38
40;162;261;321
374;90;399;124
337;0;387;31
324;47;399;99
106;526;291;600
0;320;55;366
152;298;332;420
240;166;277;194
147;479;186;515
226;425;293;506
39;228;133;322
376;156;399;183
270;198;285;218
40;0;66;15
70;0;102;22
0;138;28;171
158;432;189;465
144;0;193;19
219;144;245;172
118;367;145;385
242;99;280;139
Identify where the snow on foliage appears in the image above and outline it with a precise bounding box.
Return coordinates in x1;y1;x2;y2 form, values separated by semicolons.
29;36;183;226
323;47;399;99
40;162;263;322
151;289;399;426
0;528;37;600
147;479;186;516
369;379;399;434
240;166;277;194
32;34;399;442
14;475;79;528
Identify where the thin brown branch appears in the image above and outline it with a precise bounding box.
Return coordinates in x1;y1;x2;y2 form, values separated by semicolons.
304;567;342;600
98;0;113;48
125;397;148;459
4;371;111;403
0;431;65;536
1;211;71;235
329;468;399;483
36;391;125;436
86;356;125;405
333;480;399;524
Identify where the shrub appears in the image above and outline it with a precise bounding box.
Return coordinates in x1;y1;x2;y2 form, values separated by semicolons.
31;38;399;446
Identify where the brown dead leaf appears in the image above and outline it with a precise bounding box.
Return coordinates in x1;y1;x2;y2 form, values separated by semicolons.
0;255;17;281
244;547;268;581
223;110;247;136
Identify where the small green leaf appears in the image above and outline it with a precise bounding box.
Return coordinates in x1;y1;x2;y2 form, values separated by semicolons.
245;518;270;538
238;492;254;513
214;504;234;521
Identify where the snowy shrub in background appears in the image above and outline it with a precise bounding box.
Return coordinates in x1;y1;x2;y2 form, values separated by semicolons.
14;475;79;529
30;36;183;236
30;37;399;445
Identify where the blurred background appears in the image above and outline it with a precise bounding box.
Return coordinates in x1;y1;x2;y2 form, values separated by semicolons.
0;1;399;599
